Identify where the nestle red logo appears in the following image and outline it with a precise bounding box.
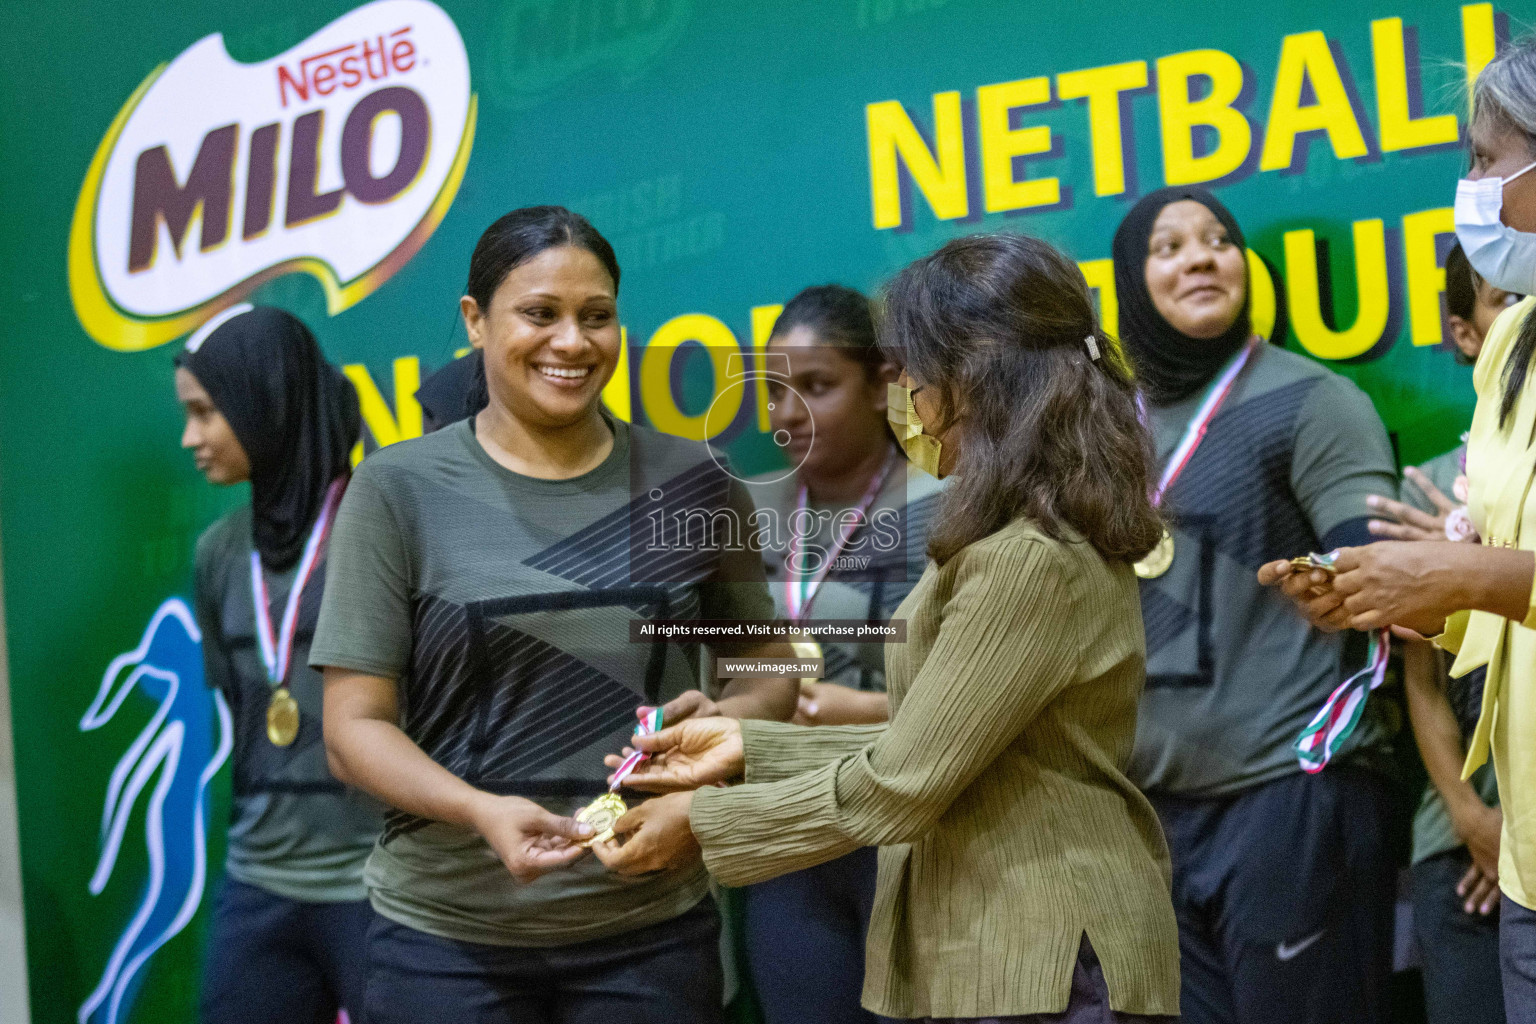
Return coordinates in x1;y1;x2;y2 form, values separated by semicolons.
276;26;417;108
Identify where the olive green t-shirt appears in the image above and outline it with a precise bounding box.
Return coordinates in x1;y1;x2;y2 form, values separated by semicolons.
745;456;944;690
194;506;383;902
1129;344;1400;797
1404;444;1500;864
309;416;775;946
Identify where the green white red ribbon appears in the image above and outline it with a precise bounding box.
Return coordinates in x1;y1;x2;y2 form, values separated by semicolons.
249;477;345;686
1149;336;1261;507
1293;628;1390;773
785;450;896;622
609;707;664;791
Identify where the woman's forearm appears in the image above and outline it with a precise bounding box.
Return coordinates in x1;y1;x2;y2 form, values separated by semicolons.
716;678;797;720
1455;546;1536;622
715;642;799;720
1403;641;1484;820
827;689;891;725
324;669;592;880
328;716;490;827
322;667;492;827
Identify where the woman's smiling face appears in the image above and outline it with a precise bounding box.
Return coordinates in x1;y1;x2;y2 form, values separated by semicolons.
1143;199;1248;340
461;245;621;429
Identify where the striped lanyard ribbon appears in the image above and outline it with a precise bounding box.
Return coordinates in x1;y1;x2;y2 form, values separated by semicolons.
1148;336;1261;507
608;707;664;791
785;451;896;623
1294;628;1391;773
249;477;346;687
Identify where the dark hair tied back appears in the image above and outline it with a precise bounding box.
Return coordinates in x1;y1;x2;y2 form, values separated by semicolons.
1444;242;1478;322
466;206;620;311
772;284;884;376
878;232;1163;565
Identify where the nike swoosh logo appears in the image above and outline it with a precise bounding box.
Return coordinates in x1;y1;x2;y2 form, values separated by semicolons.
1276;929;1326;961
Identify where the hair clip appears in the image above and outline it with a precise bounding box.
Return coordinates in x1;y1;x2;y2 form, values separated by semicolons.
1084;334;1101;361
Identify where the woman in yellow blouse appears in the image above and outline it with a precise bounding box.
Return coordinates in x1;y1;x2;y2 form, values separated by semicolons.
1261;37;1536;1021
591;233;1182;1022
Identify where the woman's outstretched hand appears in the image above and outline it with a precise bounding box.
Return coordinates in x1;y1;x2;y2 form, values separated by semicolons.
1366;468;1459;542
1256;559;1351;632
604;716;744;793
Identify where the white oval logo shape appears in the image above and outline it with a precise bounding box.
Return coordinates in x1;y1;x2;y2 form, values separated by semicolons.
69;0;475;351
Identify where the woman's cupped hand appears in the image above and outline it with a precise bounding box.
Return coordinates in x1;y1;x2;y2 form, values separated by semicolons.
604;716;745;793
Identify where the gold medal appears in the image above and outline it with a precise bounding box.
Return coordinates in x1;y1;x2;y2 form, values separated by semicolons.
266;687;300;747
575;792;627;847
790;639;824;682
1289;552;1339;575
1134;529;1175;579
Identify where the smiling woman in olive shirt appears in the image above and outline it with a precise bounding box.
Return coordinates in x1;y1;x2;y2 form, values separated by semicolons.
595;233;1182;1023
314;206;794;1024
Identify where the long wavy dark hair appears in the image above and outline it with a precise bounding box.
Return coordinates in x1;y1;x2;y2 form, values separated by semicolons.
1472;36;1536;433
878;232;1163;565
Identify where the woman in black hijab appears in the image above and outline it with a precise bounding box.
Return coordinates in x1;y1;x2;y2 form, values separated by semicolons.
1112;186;1253;406
173;304;382;1024
1110;189;1401;1024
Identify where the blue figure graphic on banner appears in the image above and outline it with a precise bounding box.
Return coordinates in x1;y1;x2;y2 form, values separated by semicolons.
77;597;232;1024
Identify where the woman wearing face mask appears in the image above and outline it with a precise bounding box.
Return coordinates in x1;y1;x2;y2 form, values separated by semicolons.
740;284;943;1024
1262;37;1536;1022
174;305;382;1024
313;206;794;1024
593;233;1182;1023
1352;243;1515;1024
1113;187;1400;1024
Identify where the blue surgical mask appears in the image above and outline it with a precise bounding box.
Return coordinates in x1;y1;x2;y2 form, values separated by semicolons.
1455;158;1536;294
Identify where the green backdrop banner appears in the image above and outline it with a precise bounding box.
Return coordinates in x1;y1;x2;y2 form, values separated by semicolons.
0;1;1508;1020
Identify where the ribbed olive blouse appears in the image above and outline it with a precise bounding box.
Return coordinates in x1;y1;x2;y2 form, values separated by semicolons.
689;517;1181;1019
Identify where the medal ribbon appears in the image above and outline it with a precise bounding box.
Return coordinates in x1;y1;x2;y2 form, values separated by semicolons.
785;450;897;623
249;477;346;687
1149;336;1261;507
1293;628;1391;773
609;707;664;791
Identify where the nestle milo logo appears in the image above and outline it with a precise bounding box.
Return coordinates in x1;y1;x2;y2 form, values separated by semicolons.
69;0;476;352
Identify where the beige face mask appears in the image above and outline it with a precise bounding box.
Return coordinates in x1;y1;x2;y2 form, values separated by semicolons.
887;383;943;478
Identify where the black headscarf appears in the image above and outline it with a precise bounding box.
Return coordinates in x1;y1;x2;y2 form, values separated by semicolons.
176;306;360;570
416;349;489;432
1111;186;1253;406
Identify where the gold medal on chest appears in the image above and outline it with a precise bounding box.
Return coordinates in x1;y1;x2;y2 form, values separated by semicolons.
575;792;627;847
266;686;300;747
1134;529;1175;579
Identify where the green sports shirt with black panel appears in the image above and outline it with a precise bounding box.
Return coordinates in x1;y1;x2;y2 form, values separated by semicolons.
1129;344;1400;797
310;415;775;947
